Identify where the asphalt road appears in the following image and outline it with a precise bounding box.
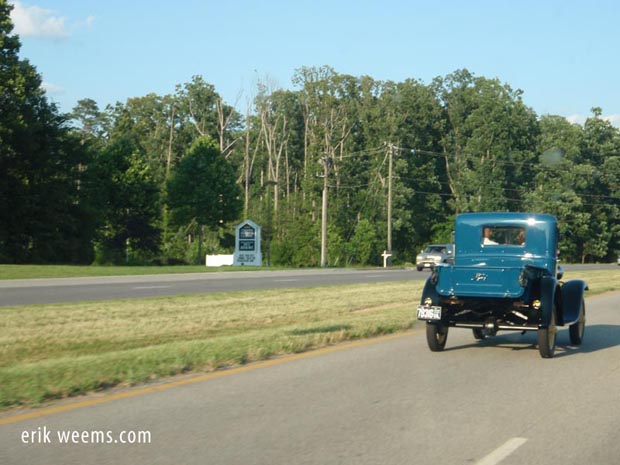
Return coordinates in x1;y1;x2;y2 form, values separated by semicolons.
0;268;421;306
2;292;619;465
0;264;614;306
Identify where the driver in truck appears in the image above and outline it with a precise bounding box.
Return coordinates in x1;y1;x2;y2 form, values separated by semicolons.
483;227;497;245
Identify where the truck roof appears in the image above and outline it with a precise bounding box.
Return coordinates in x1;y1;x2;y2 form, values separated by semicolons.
454;212;559;266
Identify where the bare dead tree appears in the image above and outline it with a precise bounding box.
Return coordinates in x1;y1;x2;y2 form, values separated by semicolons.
242;98;262;217
216;91;243;159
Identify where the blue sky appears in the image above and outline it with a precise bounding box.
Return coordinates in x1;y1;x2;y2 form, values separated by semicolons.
9;0;620;127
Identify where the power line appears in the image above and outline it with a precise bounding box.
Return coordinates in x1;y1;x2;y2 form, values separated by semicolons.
405;188;620;209
393;174;620;202
333;146;384;159
341;151;389;244
393;144;620;171
323;149;620;208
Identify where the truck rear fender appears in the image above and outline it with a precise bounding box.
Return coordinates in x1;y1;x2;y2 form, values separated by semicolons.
420;275;440;305
540;276;558;328
560;280;588;325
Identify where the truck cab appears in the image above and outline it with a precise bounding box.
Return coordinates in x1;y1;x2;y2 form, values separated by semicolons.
417;212;587;358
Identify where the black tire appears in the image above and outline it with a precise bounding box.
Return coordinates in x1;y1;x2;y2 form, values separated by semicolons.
416;265;423;271
569;299;586;345
472;328;486;340
538;306;557;358
426;322;449;352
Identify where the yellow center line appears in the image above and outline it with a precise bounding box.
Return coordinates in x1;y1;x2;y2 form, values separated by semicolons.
0;330;420;426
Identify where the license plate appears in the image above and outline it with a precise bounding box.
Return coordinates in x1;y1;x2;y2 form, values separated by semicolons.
417;305;442;320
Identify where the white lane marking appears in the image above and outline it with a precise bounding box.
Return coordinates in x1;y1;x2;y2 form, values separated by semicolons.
132;285;173;290
475;437;528;465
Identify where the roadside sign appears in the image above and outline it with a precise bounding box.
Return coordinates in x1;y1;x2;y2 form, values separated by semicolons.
233;220;262;266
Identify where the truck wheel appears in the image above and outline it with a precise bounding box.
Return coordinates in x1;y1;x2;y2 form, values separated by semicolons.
569;299;586;345
426;322;448;352
472;328;486;340
416;265;423;271
538;307;557;358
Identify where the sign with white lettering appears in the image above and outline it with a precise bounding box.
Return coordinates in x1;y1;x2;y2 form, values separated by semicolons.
234;220;262;266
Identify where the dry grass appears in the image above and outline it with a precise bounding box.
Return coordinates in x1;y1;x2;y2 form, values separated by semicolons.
563;268;620;295
0;281;423;408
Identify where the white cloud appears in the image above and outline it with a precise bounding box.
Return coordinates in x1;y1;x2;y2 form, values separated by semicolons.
42;81;64;95
565;114;586;126
10;1;68;38
564;114;620;129
602;114;620;128
9;2;95;38
73;14;96;30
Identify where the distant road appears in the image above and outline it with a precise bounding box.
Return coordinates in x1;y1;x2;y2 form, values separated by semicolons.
0;269;420;306
0;264;612;306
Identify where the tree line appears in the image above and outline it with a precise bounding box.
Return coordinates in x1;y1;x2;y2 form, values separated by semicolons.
1;2;619;266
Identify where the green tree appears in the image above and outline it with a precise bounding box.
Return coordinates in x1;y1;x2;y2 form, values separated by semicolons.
382;79;445;260
175;75;243;159
94;137;161;264
578;109;620;262
522;116;588;262
0;1;95;263
433;70;539;213
107;95;179;185
523;111;620;263
349;218;378;265
70;98;111;142
166;137;242;263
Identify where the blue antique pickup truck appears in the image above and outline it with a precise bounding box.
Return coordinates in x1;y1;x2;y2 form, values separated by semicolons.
417;212;588;358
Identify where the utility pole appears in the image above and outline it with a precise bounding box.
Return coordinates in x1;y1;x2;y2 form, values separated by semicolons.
265;181;277;267
320;154;330;268
387;143;393;260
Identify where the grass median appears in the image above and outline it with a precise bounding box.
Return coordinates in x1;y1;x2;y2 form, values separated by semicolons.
0;281;423;409
0;264;288;280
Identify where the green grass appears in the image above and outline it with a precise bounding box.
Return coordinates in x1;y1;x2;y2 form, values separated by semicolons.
0;264;289;280
0;268;617;410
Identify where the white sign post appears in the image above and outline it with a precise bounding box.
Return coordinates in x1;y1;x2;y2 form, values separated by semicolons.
381;250;392;268
233;220;262;266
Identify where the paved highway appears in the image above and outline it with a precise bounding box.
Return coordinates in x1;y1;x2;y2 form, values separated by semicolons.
0;264;613;306
0;268;422;306
2;292;619;465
